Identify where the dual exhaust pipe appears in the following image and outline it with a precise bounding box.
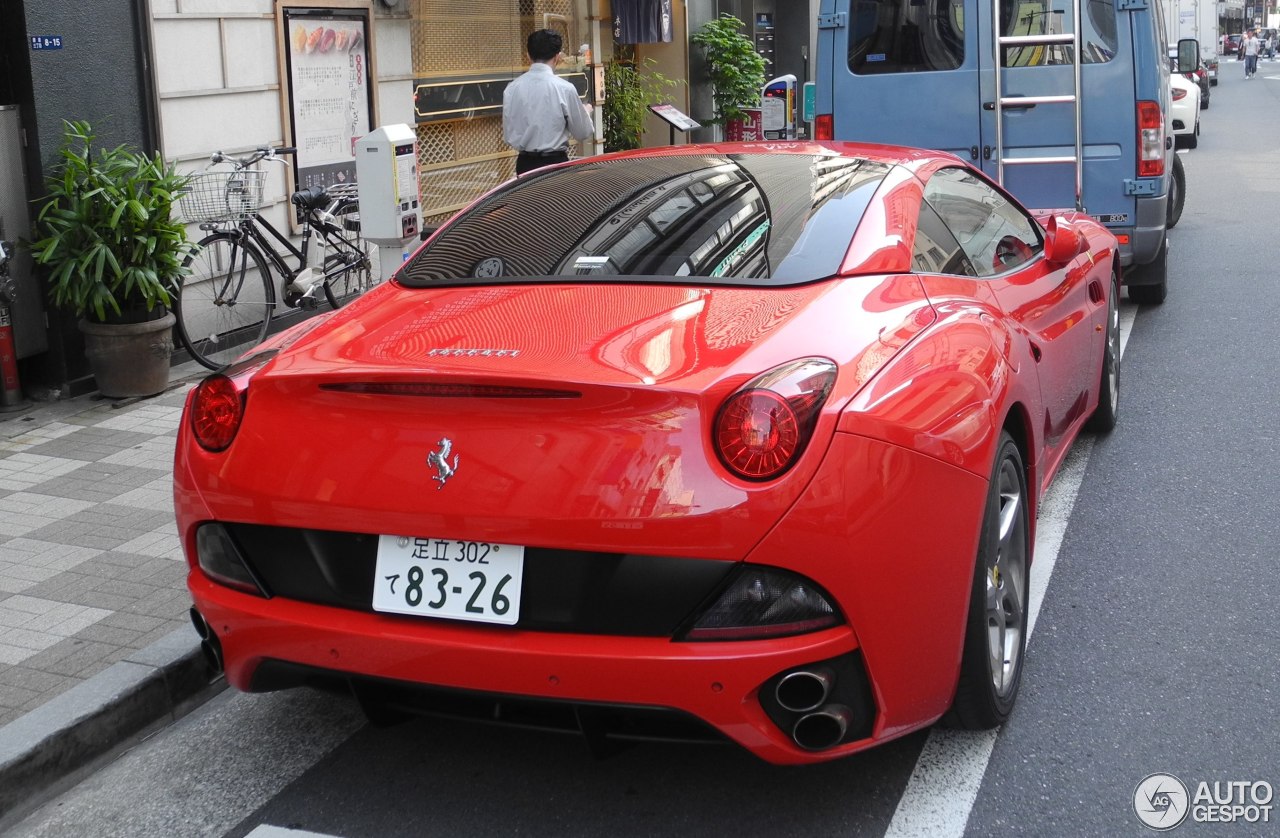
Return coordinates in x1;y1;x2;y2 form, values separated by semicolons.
775;666;854;751
189;607;224;675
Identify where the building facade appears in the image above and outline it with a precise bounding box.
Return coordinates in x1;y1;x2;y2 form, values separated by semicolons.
0;0;815;398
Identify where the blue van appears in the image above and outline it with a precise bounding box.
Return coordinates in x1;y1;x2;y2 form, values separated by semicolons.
814;0;1194;303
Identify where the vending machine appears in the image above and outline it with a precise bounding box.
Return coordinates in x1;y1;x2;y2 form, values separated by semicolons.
355;125;423;280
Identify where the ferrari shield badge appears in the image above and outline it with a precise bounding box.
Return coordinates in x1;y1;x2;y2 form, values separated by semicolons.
427;438;459;489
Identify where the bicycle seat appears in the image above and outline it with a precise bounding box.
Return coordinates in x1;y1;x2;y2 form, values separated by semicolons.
290;185;329;211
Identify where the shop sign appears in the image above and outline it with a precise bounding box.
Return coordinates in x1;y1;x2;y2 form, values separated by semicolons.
279;4;375;197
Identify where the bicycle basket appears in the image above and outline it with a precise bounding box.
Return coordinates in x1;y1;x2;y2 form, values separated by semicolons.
179;170;266;224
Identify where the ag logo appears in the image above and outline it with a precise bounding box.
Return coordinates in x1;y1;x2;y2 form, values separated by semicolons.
1134;773;1190;830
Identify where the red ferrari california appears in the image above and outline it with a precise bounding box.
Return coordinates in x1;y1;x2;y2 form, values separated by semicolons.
177;142;1120;765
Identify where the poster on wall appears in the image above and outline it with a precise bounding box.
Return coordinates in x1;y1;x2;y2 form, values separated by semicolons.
280;4;374;193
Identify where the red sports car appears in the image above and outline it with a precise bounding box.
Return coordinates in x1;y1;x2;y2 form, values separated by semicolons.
177;142;1120;765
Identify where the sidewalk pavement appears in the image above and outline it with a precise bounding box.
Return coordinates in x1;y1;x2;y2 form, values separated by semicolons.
0;362;222;821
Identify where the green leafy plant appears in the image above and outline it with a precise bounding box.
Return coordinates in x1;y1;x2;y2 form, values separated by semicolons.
602;57;683;152
30;120;194;323
691;14;767;126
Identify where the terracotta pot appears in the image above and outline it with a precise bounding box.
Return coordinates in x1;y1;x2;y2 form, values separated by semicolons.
79;311;175;398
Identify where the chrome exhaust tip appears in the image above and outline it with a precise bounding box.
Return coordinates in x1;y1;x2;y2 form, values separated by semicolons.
188;607;210;640
189;607;224;674
792;704;853;751
775;666;835;713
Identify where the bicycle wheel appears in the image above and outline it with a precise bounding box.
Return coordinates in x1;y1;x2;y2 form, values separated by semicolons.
175;233;276;370
322;204;381;309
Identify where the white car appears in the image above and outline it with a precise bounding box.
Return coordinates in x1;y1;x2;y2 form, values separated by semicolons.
1171;72;1200;149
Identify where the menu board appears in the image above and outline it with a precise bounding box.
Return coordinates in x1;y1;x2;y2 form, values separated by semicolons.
281;5;374;193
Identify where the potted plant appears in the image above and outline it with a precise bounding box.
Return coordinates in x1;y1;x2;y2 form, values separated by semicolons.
29;120;194;398
691;14;767;137
602;56;683;152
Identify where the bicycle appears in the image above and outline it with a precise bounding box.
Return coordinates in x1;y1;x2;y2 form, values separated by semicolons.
174;146;379;370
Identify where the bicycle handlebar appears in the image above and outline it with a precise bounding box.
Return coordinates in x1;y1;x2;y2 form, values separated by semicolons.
210;146;297;168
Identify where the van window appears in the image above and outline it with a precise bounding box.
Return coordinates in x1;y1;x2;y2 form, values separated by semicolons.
847;0;965;74
1000;0;1120;66
923;168;1043;277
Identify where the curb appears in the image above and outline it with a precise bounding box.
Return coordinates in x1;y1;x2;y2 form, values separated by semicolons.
0;627;222;821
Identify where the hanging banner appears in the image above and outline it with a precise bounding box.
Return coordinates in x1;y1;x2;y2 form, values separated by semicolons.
613;0;673;44
279;3;375;192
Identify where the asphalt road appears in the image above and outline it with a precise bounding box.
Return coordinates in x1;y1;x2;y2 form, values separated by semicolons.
9;62;1279;838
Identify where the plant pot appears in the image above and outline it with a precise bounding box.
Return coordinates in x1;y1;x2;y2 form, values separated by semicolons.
79;311;176;398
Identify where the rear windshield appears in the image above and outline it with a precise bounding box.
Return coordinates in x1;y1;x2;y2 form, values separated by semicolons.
398;152;890;288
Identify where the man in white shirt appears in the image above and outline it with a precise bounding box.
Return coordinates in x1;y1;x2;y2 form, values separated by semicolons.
1244;30;1260;78
503;29;595;175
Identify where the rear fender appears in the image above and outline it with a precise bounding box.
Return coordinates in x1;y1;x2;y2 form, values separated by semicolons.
836;292;1044;480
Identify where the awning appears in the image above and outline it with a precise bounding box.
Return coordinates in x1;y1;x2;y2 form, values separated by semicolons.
613;0;673;44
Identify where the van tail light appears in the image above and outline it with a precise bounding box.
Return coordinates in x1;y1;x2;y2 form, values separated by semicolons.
815;114;834;141
1171;88;1188;101
190;350;277;452
713;358;837;481
1137;100;1165;177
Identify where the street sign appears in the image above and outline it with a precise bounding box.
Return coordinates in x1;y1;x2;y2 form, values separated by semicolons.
30;36;63;50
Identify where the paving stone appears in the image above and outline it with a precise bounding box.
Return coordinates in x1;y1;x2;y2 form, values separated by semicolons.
0;373;208;762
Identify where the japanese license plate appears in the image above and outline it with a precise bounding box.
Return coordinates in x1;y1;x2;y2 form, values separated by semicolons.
373;536;524;625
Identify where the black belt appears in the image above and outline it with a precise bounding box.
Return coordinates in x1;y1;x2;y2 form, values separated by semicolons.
519;148;567;157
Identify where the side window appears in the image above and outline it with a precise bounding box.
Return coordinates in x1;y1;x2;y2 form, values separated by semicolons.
923;168;1044;278
912;201;976;276
848;0;965;75
1000;0;1119;66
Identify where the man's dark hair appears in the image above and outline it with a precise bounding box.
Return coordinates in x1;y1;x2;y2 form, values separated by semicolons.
527;29;563;63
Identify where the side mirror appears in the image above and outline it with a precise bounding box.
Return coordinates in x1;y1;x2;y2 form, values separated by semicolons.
1043;215;1081;264
1178;38;1199;74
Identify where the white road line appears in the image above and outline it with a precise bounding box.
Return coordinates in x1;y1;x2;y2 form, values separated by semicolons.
884;305;1137;838
246;827;342;838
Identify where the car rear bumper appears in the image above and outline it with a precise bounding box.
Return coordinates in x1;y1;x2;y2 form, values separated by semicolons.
180;431;989;764
189;574;885;764
1119;192;1168;272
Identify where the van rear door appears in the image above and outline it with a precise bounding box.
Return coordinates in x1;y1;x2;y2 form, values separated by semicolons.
984;0;1137;219
820;0;980;162
820;0;1139;222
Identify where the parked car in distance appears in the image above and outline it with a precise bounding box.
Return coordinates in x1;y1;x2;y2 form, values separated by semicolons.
1171;72;1201;149
1171;49;1210;107
1223;33;1242;55
177;142;1122;765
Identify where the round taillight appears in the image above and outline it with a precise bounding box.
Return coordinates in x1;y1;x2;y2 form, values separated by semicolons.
715;389;801;480
191;374;244;452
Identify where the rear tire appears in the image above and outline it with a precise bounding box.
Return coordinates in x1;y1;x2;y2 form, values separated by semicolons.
1087;270;1120;433
943;431;1030;729
1166;154;1186;229
175;233;276;370
1127;235;1168;305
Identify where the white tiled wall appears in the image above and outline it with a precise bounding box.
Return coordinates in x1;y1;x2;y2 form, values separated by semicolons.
223;18;281;89
154;19;224;94
153;6;410;162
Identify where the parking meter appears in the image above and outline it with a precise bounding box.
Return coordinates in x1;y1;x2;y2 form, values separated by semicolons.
355;124;422;280
761;75;798;140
